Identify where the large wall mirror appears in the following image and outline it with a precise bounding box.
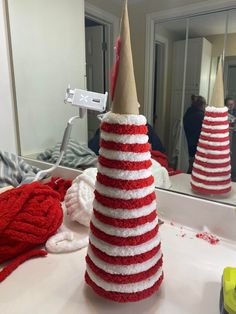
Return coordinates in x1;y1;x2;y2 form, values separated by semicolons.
6;1;236;206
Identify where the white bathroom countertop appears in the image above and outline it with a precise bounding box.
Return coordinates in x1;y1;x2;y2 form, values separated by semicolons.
0;221;235;314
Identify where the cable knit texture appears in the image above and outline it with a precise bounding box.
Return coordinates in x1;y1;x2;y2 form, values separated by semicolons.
85;112;163;302
0;182;63;282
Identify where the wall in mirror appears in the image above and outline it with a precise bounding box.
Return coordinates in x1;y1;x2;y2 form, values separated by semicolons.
7;0;117;170
8;0;87;157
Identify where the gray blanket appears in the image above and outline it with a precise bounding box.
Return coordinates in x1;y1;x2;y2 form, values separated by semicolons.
0;151;39;187
37;139;97;169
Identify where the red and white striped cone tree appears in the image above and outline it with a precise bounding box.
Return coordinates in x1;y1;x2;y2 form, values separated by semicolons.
191;60;232;194
85;1;163;302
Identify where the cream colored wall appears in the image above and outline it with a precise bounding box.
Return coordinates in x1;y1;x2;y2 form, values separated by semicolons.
206;33;236;57
9;0;87;155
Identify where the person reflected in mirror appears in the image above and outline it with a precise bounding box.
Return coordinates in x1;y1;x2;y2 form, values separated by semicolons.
184;95;206;173
225;97;236;127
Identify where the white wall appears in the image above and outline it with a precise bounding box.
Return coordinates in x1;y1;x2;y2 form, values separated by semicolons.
8;0;87;156
0;0;18;154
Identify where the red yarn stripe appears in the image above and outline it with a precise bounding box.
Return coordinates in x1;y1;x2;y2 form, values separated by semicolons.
203;120;229;126
90;222;158;246
199;135;229;143
85;271;164;303
0;249;47;283
196;151;230;160
99;156;152;170
205;111;228;118
198;142;230;151
101;123;147;135
94;191;156;209
100;140;150;153
201;127;229;134
191;175;231;186
191;183;231;195
93;209;157;228
194;159;231;168
86;255;163;284
192;167;231;177
89;242;161;265
96;173;154;190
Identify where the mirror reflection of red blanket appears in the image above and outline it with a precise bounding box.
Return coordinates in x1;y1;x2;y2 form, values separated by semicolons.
151;150;182;176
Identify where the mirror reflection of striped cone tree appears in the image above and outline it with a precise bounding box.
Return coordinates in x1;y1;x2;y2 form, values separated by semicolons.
191;60;232;195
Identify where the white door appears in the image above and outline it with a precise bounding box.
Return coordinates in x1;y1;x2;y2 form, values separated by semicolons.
85;25;105;140
153;41;165;142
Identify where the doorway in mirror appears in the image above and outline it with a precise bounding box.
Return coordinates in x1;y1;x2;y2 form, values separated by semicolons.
153;38;167;143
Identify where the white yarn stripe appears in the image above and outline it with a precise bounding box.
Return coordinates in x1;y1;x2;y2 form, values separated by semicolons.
99;148;151;162
193;162;231;173
198;139;230;146
204;116;228;122
95;182;155;200
191;180;231;190
201;131;229;138
101;132;148;144
195;155;230;164
192;170;231;181
197;146;230;155
93;199;157;219
87;247;162;275
97;164;152;180
202;124;228;130
91;216;158;237
89;233;160;256
86;266;162;293
102;112;147;125
206;106;228;113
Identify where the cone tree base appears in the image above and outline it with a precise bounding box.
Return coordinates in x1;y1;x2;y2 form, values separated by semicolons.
85;272;164;303
191;184;231;195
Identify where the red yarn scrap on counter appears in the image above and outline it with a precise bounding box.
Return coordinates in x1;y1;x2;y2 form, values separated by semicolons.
0;182;63;282
195;232;220;245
